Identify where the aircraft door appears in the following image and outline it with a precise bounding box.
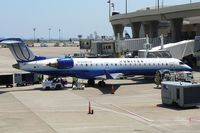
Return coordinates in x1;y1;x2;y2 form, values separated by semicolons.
169;62;175;70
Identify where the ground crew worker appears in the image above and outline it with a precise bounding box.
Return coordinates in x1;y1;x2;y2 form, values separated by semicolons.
39;74;43;83
72;77;78;88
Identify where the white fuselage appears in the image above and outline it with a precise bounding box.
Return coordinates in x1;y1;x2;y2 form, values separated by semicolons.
19;57;192;79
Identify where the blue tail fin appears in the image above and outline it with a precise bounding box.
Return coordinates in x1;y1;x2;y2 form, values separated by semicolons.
0;38;46;62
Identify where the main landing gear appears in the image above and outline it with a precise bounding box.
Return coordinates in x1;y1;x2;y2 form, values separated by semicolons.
98;80;105;87
87;79;106;87
88;79;95;86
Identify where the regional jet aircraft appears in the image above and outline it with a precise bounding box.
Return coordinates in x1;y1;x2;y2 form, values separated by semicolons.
0;38;192;87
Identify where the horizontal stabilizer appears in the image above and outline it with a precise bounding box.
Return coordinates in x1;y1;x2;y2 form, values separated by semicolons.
0;40;21;44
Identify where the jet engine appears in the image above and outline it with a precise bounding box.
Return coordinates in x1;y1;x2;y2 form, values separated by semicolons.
47;58;74;69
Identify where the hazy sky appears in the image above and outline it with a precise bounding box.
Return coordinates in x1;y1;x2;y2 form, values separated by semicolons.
0;0;199;39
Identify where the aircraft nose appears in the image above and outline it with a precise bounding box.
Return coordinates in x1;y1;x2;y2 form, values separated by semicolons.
185;65;193;71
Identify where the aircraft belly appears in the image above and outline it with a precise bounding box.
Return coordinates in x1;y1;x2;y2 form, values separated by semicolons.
74;70;104;79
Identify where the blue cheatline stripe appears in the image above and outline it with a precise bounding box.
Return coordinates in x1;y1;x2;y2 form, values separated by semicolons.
17;43;31;60
23;66;190;79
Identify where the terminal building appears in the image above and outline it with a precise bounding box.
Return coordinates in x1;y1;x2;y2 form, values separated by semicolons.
80;2;200;67
110;2;200;42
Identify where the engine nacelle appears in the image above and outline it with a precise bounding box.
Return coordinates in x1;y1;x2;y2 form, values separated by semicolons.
57;58;74;69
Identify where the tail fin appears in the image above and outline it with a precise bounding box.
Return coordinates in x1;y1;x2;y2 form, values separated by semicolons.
0;38;46;62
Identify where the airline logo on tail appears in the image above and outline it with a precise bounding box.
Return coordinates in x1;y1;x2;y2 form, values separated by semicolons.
0;38;46;62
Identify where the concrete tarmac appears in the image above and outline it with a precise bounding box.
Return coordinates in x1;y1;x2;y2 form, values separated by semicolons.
0;47;200;133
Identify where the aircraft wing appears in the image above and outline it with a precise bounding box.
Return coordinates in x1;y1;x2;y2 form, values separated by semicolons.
95;71;124;80
109;73;124;79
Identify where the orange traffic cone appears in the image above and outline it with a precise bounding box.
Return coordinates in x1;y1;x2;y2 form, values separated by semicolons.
112;85;115;94
88;101;91;114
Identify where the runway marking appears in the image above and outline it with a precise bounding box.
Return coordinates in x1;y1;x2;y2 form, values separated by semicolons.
70;88;200;124
110;104;153;122
63;125;131;130
153;120;188;123
109;104;200;123
189;116;200;122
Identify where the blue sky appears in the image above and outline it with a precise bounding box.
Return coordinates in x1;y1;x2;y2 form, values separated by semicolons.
0;0;199;39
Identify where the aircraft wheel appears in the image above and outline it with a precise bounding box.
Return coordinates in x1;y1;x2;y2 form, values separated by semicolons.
88;79;95;86
98;81;105;87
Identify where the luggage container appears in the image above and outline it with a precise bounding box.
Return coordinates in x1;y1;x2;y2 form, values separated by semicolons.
0;73;14;88
15;72;43;86
161;81;200;107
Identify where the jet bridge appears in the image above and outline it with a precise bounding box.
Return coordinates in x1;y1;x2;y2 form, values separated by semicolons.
151;40;200;59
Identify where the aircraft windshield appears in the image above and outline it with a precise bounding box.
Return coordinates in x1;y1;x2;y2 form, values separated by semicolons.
179;62;184;65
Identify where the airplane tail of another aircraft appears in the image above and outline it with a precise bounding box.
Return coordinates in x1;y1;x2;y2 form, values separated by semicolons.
0;38;46;62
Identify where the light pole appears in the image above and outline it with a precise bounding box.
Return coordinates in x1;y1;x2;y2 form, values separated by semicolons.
190;0;192;4
158;0;159;9
59;29;61;41
125;0;127;14
33;28;36;42
107;0;111;18
111;3;115;12
48;28;51;41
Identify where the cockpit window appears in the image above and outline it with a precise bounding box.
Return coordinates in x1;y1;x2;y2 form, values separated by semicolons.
179;62;184;65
